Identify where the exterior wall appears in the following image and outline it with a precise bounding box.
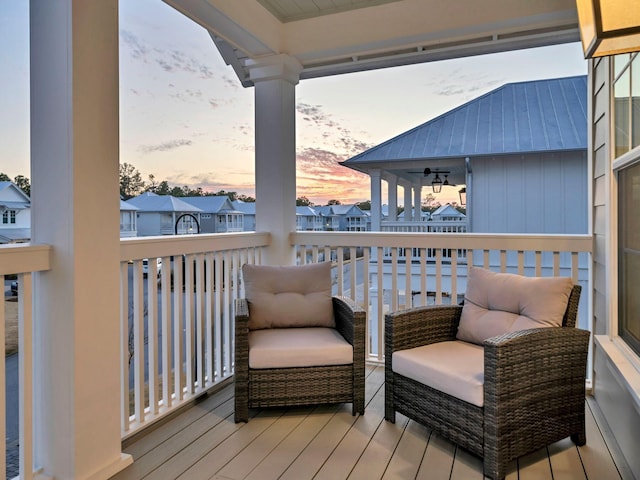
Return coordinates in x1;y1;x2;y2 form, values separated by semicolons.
590;56;640;475
198;213;216;233
471;152;588;234
136;212;162;236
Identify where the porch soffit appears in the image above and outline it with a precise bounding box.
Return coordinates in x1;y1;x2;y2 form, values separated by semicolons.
164;0;581;86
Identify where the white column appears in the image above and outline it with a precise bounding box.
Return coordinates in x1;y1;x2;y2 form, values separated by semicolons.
388;175;398;222
403;183;412;221
30;1;131;478
370;169;382;231
413;184;422;221
248;54;302;265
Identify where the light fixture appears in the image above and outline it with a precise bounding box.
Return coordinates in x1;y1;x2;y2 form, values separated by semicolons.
576;0;640;58
458;187;466;206
432;174;443;193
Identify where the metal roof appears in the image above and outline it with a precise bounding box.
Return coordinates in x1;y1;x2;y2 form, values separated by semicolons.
181;196;241;214
231;200;256;215
126;192;202;213
342;75;587;166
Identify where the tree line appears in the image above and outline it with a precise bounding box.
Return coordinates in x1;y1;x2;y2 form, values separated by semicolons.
0;173;30;197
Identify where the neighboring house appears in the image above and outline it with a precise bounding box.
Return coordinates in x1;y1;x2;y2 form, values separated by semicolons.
119;200;137;238
315;204;368;232
182;196;244;233
0;181;31;244
342;75;588;236
429;204;466;233
295;206;323;231
125;192;203;236
231;200;256;231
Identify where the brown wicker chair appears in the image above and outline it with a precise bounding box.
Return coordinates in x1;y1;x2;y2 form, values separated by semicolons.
385;280;589;480
235;295;366;422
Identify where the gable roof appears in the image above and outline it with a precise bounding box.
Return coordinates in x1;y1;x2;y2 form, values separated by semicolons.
181;196;239;213
342;75;587;166
126;192;202;213
296;206;319;216
0;181;31;206
231;200;256;215
432;204;465;217
120;200;138;211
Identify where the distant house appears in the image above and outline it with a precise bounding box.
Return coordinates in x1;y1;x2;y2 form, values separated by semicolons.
295;206;323;231
182;196;244;233
119;200;138;238
341;75;588;235
429;204;466;233
0;181;31;244
315;204;368;232
231;200;256;231
125;192;203;236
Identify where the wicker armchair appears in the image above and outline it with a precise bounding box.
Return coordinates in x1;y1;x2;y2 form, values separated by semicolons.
234;263;365;423
385;270;589;480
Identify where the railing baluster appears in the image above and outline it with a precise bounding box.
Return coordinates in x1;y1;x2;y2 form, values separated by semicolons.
173;256;184;402
120;262;130;431
19;272;34;480
161;257;172;409
0;275;5;478
133;260;145;423
184;254;195;395
391;248;398;311
214;252;223;381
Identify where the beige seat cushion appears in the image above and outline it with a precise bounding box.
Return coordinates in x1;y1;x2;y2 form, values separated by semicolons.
393;341;485;407
248;327;353;369
242;262;335;330
456;267;574;345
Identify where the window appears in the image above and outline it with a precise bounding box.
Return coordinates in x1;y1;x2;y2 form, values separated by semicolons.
615;52;640;356
2;210;16;224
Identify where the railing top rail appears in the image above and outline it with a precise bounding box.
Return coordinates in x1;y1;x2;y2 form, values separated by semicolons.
120;231;271;261
0;243;52;275
291;231;593;252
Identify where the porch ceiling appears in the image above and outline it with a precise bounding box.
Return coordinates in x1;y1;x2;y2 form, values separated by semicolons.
164;0;581;87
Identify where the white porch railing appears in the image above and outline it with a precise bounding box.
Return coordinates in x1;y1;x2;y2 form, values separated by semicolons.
119;232;269;438
0;243;51;480
291;231;593;363
381;220;467;233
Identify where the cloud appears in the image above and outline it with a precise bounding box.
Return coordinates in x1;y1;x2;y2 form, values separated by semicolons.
139;139;193;154
120;29;148;60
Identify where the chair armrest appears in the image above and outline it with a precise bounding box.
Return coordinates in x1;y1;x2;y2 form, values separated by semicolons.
234;298;250;369
333;296;366;347
385;305;462;357
483;327;590;403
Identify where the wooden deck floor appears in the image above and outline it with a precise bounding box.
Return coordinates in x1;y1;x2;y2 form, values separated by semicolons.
112;366;629;480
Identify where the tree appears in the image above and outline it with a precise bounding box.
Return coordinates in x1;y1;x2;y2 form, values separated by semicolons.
0;173;10;182
13;175;31;197
327;199;341;205
296;196;313;206
237;194;255;202
356;200;371;210
119;163;146;199
422;193;440;212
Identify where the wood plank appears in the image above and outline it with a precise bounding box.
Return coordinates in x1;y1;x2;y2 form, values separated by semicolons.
415;433;455;479
121;383;233;460
516;447;552;480
450;446;484;479
579;401;625;480
112;397;235;480
348;413;409;479
381;420;429;480
174;409;285;480
143;404;254;480
313;382;386;479
548;438;587;480
216;407;314;479
278;403;361;479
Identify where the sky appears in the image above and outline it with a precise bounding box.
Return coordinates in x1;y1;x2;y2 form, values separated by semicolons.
0;1;588;206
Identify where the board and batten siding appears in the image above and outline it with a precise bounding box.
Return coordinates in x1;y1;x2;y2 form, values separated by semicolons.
470;152;588;234
590;56;640;477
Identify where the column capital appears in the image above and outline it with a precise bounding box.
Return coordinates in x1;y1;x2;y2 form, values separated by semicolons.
246;54;303;85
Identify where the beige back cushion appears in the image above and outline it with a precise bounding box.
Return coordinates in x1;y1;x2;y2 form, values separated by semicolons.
456;267;574;345
242;262;335;330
